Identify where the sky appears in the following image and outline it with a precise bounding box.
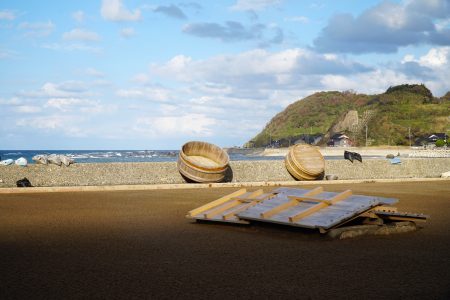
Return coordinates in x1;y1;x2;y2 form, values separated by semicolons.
1;0;449;150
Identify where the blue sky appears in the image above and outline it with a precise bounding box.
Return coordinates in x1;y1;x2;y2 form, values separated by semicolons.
1;0;449;150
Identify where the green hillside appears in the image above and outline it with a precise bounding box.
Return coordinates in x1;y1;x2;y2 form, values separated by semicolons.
247;84;450;147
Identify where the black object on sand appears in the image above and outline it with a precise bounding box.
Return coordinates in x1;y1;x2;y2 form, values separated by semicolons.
344;151;362;163
16;177;33;187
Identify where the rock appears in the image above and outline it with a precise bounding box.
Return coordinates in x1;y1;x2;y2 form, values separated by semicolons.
33;154;49;165
325;174;338;180
386;154;395;159
0;159;14;165
16;177;33;187
441;171;450;178
48;154;62;166
15;157;28;167
60;155;74;166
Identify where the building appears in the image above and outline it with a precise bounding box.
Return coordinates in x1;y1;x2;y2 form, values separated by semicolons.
327;133;352;147
427;133;448;143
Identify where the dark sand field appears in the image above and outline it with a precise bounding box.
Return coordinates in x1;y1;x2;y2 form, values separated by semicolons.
1;181;449;299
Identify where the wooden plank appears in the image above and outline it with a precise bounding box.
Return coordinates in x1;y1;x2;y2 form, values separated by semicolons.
222;202;258;220
247;189;264;198
260;199;298;219
187;188;246;217
288;202;327;223
235;189;265;202
288;190;352;223
325;189;352;205
260;187;323;219
203;200;241;219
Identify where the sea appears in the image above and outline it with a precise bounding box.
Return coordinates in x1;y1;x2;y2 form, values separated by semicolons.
0;150;285;164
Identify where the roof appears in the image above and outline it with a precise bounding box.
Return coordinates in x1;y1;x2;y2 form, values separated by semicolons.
331;133;350;140
428;133;448;139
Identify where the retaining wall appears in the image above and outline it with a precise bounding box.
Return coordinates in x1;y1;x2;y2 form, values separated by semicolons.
0;158;449;188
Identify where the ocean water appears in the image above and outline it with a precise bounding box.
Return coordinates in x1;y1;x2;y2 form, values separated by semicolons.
0;150;284;164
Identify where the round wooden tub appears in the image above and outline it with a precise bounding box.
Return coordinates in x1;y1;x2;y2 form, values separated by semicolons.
285;144;325;180
177;141;230;183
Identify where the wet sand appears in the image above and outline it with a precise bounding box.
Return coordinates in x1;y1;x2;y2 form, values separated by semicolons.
1;181;450;299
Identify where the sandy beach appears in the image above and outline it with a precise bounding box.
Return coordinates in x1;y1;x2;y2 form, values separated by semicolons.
1;180;449;299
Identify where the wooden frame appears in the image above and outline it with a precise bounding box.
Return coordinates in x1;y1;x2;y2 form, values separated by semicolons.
187;189;276;224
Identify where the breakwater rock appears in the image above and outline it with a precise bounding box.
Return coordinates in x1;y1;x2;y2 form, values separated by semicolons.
0;158;449;188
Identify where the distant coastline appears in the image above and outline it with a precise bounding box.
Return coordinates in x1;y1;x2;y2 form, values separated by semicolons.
1;147;449;165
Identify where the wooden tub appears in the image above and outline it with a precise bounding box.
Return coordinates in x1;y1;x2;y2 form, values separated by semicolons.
285;144;325;180
177;141;230;183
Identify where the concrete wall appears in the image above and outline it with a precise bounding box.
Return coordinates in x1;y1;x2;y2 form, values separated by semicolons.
0;158;449;187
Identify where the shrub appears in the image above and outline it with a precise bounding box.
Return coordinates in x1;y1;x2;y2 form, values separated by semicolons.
435;139;446;147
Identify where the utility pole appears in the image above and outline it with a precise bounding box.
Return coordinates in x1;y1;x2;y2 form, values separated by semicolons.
365;124;368;147
408;126;411;147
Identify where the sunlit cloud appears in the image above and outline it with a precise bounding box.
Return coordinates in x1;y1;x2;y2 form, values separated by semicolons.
18;21;54;38
63;28;100;42
101;0;141;21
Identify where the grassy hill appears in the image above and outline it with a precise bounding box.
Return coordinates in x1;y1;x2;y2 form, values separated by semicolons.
247;84;450;147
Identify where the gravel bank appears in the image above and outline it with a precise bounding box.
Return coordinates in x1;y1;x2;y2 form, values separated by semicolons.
1;158;449;187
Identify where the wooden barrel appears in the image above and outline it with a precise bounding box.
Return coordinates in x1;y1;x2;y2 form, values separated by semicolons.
177;141;230;183
285;144;325;181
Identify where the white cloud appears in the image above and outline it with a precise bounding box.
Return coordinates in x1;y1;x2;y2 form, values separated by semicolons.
101;0;141;21
15;105;42;113
72;10;85;23
85;67;105;77
398;46;450;95
284;16;309;23
120;27;135;38
0;97;23;105
0;10;16;20
151;48;369;86
320;70;411;95
15;115;87;137
45;98;89;112
401;47;450;68
131;73;150;84
63;28;100;42
314;0;450;53
134;114;216;137
418;47;449;67
43;97;114;114
42;42;102;53
18;21;54;38
231;0;281;11
116;86;171;102
17;81;97;102
16;116;65;130
0;48;18;59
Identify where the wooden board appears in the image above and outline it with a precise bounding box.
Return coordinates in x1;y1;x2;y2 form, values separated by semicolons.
237;187;399;231
186;189;276;224
274;187;399;206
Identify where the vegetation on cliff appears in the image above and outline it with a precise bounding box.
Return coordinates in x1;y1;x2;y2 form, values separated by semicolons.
248;84;449;147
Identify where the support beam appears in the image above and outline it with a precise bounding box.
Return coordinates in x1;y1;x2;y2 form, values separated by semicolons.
260;187;324;219
187;189;246;217
288;190;352;223
204;200;241;219
222;202;257;220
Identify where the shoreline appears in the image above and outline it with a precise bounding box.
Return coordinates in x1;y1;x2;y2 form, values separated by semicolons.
258;146;450;157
